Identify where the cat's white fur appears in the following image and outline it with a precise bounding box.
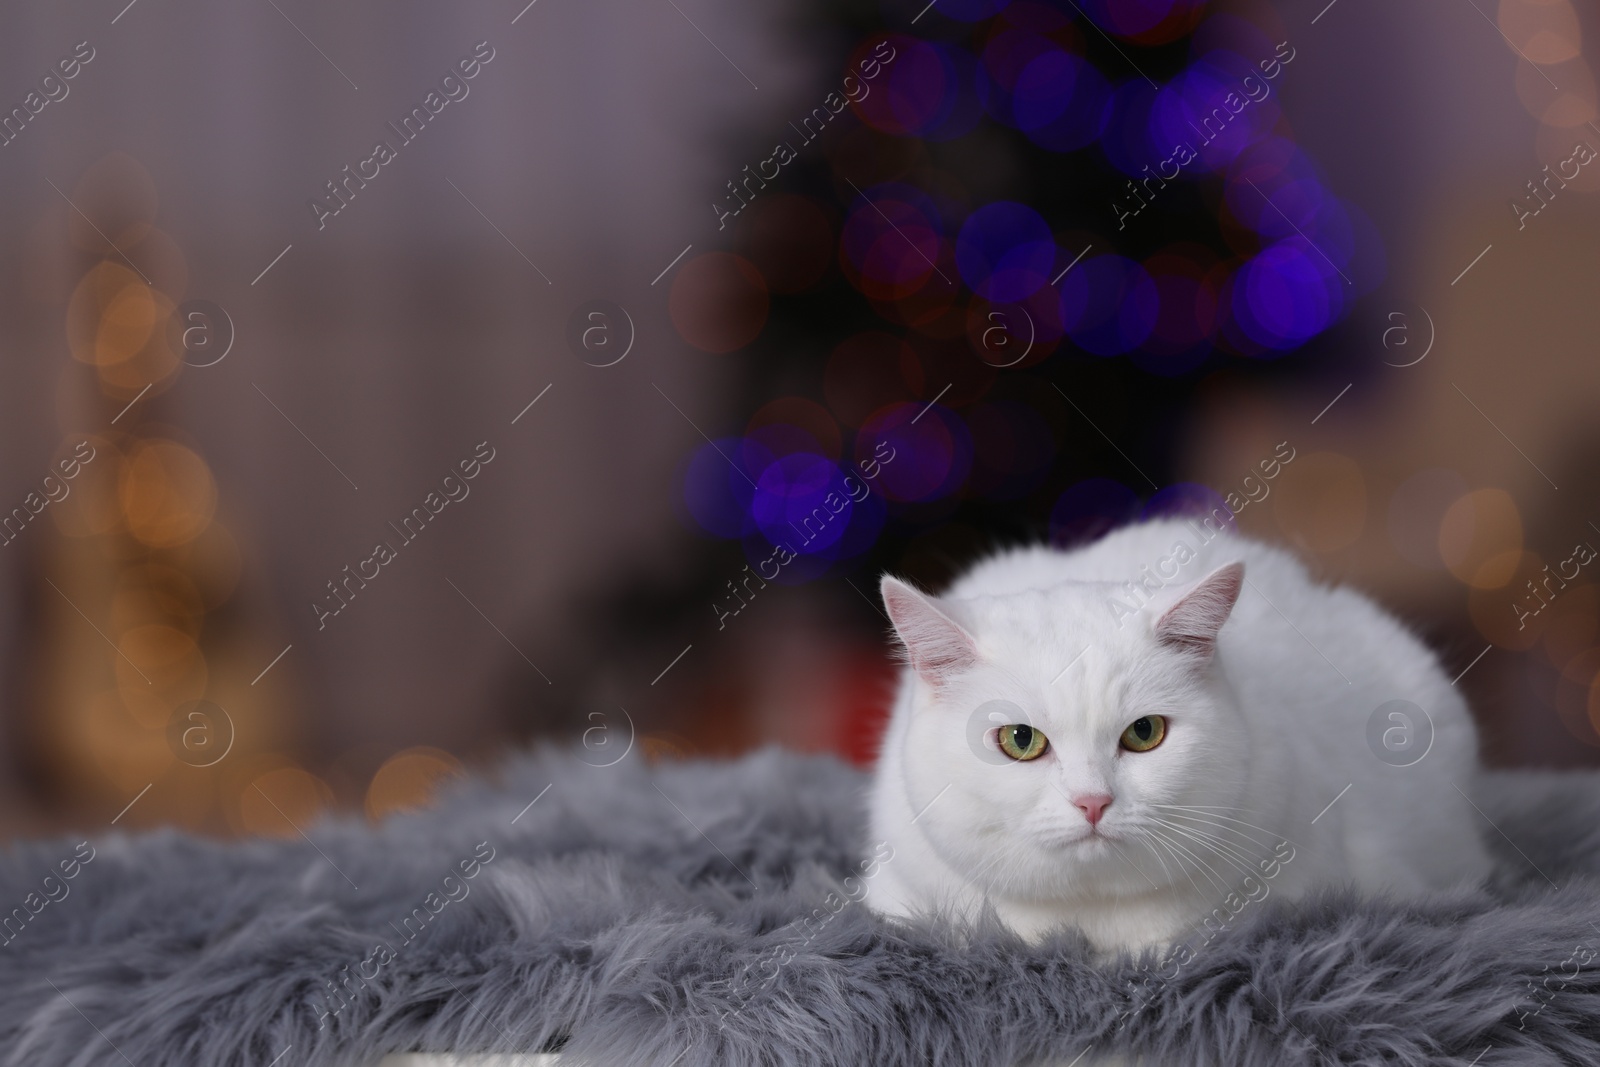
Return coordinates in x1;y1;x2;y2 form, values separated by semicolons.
866;519;1492;954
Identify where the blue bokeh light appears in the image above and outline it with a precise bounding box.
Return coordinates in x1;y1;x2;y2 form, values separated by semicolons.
1059;254;1160;355
683;437;762;539
858;402;973;503
1228;240;1343;352
1011;48;1111;152
956;201;1057;302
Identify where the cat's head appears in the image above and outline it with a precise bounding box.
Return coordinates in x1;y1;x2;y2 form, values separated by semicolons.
879;561;1249;902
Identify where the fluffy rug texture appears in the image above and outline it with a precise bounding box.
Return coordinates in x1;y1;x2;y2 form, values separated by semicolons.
1;747;1598;1067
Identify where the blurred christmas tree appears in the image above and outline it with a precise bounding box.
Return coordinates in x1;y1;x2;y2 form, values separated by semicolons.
676;0;1384;591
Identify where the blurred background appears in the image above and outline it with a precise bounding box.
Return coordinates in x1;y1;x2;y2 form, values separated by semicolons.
0;0;1597;838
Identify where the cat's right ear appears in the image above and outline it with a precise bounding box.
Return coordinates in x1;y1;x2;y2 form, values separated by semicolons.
880;576;978;688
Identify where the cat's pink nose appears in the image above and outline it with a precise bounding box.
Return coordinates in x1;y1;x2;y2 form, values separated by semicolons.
1072;793;1113;826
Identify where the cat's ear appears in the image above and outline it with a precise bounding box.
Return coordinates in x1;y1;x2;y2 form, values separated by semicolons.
1154;562;1244;659
880;576;978;687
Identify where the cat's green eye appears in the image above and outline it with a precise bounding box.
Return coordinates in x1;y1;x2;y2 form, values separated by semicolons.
1120;715;1166;753
997;724;1049;761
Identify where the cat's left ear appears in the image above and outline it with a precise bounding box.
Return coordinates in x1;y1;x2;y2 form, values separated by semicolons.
1154;562;1244;659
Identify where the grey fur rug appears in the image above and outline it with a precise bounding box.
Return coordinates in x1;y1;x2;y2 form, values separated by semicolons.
2;747;1599;1067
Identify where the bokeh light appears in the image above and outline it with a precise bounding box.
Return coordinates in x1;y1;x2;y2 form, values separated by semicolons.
679;2;1391;707
841;184;951;303
955;201;1056;301
242;766;336;838
748;396;843;460
682;437;760;539
852;36;968;138
1225;242;1341;353
857;401;972;503
118;440;218;548
1439;488;1524;588
365;747;466;821
1497;0;1582;65
750;453;854;556
1011;47;1112;152
1059;254;1159;355
1080;0;1205;43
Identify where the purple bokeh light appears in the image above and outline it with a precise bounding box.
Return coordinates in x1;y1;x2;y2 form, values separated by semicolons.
1011;48;1111;152
750;452;853;556
956;201;1056;302
1079;0;1190;38
683;437;762;539
841;185;946;301
1226;240;1343;352
1059;254;1160;355
975;30;1059;128
1098;80;1164;178
857;402;973;503
854;36;955;138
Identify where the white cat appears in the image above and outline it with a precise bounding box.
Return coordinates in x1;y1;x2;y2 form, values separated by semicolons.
866;518;1492;954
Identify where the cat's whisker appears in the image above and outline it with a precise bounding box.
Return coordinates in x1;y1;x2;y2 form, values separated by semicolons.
1102;837;1164;895
1158;809;1280;844
1148;805;1297;848
1152;812;1260;857
1148;810;1280;859
1146;825;1230;897
1152;838;1209;908
1143;829;1204;899
1148;801;1282;824
1162;815;1275;875
1147;816;1261;881
1152;821;1258;895
1152;829;1227;902
1152;806;1286;825
1148;806;1283;835
1183;829;1268;878
1133;830;1177;888
1149;807;1284;834
1149;817;1250;872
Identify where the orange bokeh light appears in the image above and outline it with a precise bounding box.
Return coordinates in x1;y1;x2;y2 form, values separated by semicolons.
365;747;466;822
242;766;336;838
118;440;217;548
1439;488;1523;587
